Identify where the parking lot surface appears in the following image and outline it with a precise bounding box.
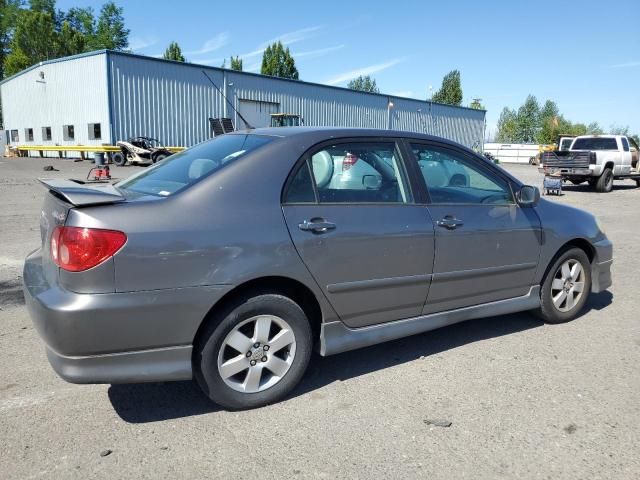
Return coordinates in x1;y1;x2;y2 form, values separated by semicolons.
1;156;638;479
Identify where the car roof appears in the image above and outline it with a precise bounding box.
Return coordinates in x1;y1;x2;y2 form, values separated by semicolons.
230;126;462;145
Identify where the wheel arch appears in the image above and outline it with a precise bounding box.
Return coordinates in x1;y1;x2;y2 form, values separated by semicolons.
540;238;595;286
193;276;324;350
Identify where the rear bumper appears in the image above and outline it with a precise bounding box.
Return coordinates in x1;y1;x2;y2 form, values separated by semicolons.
23;249;231;384
591;238;613;293
45;345;192;384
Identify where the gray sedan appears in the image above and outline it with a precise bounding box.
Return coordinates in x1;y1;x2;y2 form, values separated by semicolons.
23;128;613;409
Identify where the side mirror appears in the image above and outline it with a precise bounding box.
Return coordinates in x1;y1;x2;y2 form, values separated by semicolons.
516;185;540;207
362;174;382;190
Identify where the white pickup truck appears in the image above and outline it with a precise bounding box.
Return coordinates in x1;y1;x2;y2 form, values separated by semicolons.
540;135;640;192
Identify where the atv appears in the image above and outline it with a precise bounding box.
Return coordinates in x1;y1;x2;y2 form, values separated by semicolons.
112;136;173;166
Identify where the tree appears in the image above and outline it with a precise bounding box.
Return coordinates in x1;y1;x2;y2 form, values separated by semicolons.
469;98;484;110
536;100;560;144
431;70;462;106
260;41;298;79
586;122;604;135
94;1;128;50
4;9;58;76
229;55;242;71
610;124;630;135
163;41;185;62
515;94;539;143
347;75;379;93
495;107;518;143
0;0;21;80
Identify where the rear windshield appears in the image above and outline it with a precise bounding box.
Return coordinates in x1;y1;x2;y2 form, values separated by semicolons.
116;134;273;197
571;137;618;151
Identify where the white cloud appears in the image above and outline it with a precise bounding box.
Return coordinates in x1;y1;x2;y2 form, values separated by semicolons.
129;36;157;51
186;32;230;56
293;44;344;59
609;60;640;68
325;57;406;86
390;90;413;98
238;25;325;60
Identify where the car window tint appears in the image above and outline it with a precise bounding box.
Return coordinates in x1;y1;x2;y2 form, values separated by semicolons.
572;137;618;150
284;162;315;203
117;134;273;197
410;144;513;205
308;142;408;204
621;137;629;152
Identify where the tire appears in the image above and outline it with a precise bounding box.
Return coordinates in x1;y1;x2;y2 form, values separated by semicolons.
595;167;614;192
152;152;169;163
536;248;592;324
112;152;127;166
194;293;312;410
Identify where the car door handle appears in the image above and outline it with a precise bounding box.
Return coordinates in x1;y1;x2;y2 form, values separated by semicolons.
298;219;336;233
436;216;464;230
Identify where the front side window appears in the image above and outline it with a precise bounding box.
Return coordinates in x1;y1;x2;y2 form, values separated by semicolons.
117;134;273;197
411;143;513;205
621;137;629;152
42;127;52;141
286;142;409;204
63;125;75;141
560;138;573;151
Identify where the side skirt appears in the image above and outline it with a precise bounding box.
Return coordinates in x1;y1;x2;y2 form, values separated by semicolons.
319;286;540;356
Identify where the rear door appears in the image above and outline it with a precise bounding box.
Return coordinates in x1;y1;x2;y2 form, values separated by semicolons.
282;139;435;328
406;141;542;314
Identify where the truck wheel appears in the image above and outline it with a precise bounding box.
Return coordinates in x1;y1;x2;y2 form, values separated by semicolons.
595;168;614;193
112;152;127;166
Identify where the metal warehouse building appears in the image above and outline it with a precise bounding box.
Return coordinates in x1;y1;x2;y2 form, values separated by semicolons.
1;50;485;152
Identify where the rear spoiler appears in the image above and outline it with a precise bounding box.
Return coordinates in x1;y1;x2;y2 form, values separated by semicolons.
39;179;126;207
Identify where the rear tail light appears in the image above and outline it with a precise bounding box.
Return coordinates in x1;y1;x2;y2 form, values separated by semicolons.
51;226;127;272
342;153;358;171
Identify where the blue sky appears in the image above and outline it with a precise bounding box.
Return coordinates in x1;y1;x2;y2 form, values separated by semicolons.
60;0;640;137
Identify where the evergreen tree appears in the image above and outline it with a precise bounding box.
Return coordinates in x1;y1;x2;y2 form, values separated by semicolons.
431;70;463;106
229;55;242;71
163;41;185;62
347;75;379;93
260;41;298;79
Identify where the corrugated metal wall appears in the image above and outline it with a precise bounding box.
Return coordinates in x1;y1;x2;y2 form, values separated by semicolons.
1;51;485;152
0;52;110;156
109;52;485;148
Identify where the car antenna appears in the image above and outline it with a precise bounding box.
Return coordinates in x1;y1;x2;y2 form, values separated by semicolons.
201;70;254;130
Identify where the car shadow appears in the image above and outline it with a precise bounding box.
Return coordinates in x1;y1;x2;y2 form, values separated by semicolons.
560;183;638;193
108;291;613;423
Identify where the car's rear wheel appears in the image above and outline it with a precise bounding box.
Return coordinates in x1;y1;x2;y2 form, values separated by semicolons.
536;248;591;324
595;168;614;192
194;294;312;410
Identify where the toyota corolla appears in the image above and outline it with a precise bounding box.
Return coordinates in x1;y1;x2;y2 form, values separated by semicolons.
23;128;613;409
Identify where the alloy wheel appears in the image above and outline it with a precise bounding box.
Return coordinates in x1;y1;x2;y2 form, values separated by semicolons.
217;315;296;393
550;259;586;312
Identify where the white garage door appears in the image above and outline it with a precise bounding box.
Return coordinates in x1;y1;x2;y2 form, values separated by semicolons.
238;100;280;129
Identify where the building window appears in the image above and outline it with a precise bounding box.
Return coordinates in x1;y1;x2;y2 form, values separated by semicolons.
42;126;52;141
10;129;19;142
25;128;34;142
63;125;75;141
88;123;102;140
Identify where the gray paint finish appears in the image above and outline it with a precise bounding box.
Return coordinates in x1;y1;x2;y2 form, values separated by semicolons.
23;128;613;385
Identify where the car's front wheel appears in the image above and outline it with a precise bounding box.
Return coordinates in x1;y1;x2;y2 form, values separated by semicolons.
194;294;312;410
537;248;592;324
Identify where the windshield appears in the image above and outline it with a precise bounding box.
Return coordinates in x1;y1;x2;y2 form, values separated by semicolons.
572;137;618;151
117;134;273;197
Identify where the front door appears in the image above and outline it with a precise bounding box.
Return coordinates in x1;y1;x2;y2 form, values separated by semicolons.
407;142;542;314
282;139;435;328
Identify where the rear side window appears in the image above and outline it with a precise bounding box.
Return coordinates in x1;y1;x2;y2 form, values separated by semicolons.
284;141;410;204
621;137;629;152
117;134;273;197
572;137;618;150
